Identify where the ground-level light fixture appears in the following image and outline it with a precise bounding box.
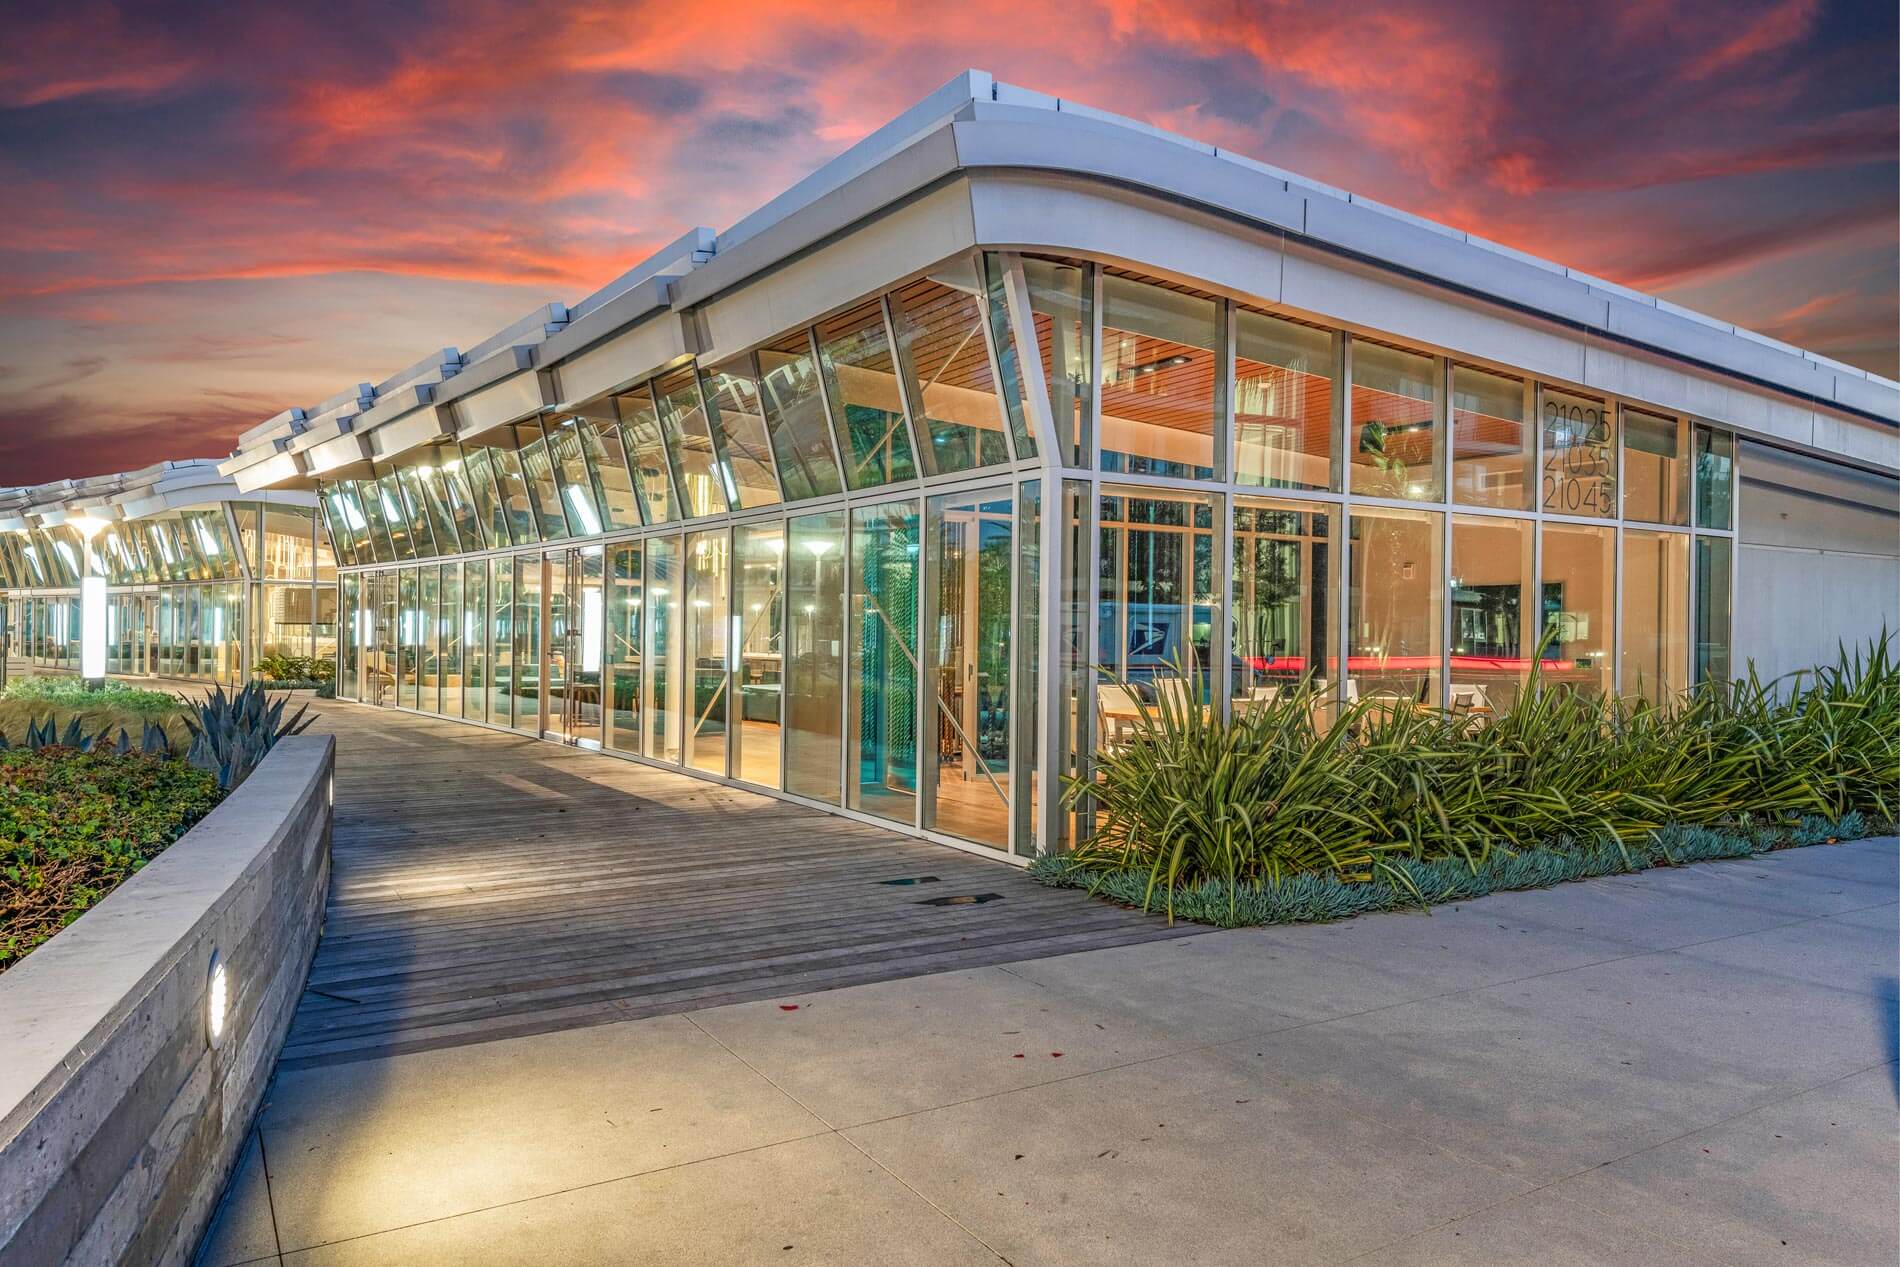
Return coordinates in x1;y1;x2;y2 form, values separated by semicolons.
206;950;229;1050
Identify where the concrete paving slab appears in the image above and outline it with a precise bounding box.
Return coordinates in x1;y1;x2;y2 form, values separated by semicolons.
1598;851;1900;920
1669;902;1900;993
1352;1187;1727;1265
197;1130;280;1267
260;1013;826;1252
1551;1064;1900;1267
845;1045;1529;1267
1222;926;1889;1184
1746;838;1898;887
690;965;1193;1128
281;1134;1002;1266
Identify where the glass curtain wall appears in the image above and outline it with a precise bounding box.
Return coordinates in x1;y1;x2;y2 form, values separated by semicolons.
784;511;845;802
732;524;785;788
848;500;920;824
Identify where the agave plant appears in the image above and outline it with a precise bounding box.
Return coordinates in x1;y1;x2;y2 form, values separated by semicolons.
180;681;316;789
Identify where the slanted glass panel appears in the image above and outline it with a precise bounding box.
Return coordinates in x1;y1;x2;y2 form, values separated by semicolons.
545;414;605;536
1231;498;1336;703
1622;528;1690;707
393;467;439;558
186;511;240;579
816;301;919;489
437;451;486;550
1351;340;1440;501
480;430;540;544
412;457;463;555
785;510;845;804
702;358;783;510
513;420;570;540
1451;515;1534;712
646;536;681;762
655;368;728;518
612;384;677;524
374;474;416;560
1623;407;1690;526
1694;535;1732;684
923;488;1013;849
321;489;359;566
981;254;1037;459
1100;272;1220;480
1096;489;1217;701
1452;366;1532;510
463;559;488;722
439;563;463;717
757;331;844;501
489;557;514;725
889;274;1012;474
340;482;383;562
684;529;729;774
397;567;419;708
1539;521;1615;696
732;524;784;788
848;499;919;825
1023;257;1093;467
1347;506;1443;708
607;542;642;753
1694;426;1734;530
1540;388;1616;519
459;446;514;548
400;463;452;556
572;406;642;530
1236;309;1336;492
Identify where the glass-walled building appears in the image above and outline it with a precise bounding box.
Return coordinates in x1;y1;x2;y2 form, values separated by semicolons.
0;462;332;683
216;71;1897;864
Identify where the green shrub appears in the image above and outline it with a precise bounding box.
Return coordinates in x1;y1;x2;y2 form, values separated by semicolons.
252;654;335;683
1;748;224;969
181;681;316;789
0;676;179;717
1054;636;1897;923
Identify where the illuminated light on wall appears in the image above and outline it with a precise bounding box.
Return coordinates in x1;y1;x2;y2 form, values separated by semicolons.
581;588;603;674
206;952;228;1050
81;576;107;679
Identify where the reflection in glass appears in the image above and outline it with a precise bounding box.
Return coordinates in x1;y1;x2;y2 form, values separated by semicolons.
439;563;462;717
436;450;486;550
646;537;681;762
685;531;728;773
981;254;1036;459
397;567;419;708
757;332;844;501
1012;481;1041;856
1348;507;1442;707
889;273;1011;473
545;416;605;535
1622;528;1690;707
1452;366;1530;510
1694;426;1734;530
1694;535;1732;684
701;359;783;510
395;468;439;558
376;475;415;561
1450;515;1533;711
1351;340;1440;501
463;559;488;722
1100;273;1219;479
849;500;919;824
407;462;458;555
785;511;845;803
1541;388;1615;518
1623;408;1690;526
1236;310;1335;492
1538;522;1614;696
512;554;542;731
1232;498;1335;702
656;369;729;518
614;384;677;525
459;447;515;548
925;489;1012;848
1097;489;1216;699
607;542;642;753
732;525;784;788
339;574;360;701
1023;258;1092;466
575;411;642;530
489;556;513;725
816;301;919;489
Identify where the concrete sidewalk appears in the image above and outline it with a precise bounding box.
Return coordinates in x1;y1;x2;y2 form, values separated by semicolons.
201;837;1899;1266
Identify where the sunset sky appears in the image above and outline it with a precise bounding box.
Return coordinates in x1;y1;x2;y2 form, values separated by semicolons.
2;0;1894;486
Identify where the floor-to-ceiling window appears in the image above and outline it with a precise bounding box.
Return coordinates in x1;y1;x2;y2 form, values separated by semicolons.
732;524;784;788
607;542;643;753
848;500;920;824
785;511;845;803
923;489;1013;847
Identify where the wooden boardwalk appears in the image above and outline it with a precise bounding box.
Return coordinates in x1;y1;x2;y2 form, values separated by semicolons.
281;702;1193;1069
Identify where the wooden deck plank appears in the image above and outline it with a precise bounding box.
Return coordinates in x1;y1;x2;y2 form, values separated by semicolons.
281;700;1191;1067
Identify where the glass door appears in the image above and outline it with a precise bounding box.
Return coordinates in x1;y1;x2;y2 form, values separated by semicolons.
923;489;1014;848
512;555;543;732
548;547;603;745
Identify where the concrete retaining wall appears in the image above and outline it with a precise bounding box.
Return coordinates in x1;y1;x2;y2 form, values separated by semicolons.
0;734;334;1266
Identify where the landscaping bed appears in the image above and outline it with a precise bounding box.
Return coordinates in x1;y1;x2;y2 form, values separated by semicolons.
1037;639;1897;925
